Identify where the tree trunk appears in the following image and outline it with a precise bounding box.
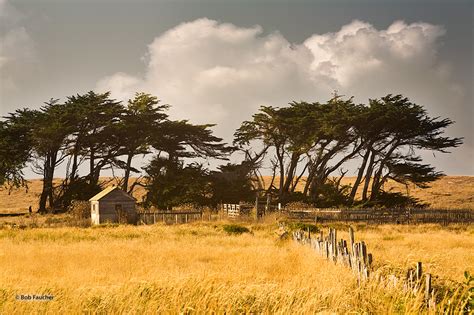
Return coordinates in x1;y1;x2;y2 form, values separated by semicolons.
38;152;57;213
276;146;285;199
370;141;400;201
123;153;134;192
303;168;315;196
350;148;371;202
70;143;79;183
370;165;385;201
89;148;95;184
362;150;375;201
282;152;300;195
38;165;49;214
291;161;309;192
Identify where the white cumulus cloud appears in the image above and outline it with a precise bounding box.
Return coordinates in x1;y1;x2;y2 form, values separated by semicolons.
97;18;464;146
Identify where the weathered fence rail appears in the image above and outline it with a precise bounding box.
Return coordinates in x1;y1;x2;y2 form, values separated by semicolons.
138;211;202;225
292;227;438;308
285;208;474;224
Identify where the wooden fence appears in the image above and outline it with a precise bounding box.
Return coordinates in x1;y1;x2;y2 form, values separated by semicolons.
292;226;436;308
293;227;373;280
221;204;241;218
284;208;474;224
138;211;202;225
221;203;253;218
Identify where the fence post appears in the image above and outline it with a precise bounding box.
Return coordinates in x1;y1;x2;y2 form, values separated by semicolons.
265;194;271;215
416;262;423;282
349;226;355;248
175;214;178;224
425;273;432;305
255;194;259;220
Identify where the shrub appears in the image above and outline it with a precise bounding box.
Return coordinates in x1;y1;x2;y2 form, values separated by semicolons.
285;201;313;210
222;224;250;235
68;200;90;219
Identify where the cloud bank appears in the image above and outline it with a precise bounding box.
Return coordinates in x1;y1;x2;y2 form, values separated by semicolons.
97;18;465;146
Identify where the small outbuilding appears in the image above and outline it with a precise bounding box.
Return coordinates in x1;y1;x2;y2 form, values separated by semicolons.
89;186;137;225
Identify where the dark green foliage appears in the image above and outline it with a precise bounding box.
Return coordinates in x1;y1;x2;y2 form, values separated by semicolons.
63;91;124;186
0;115;33;187
144;118;231;209
0;91;462;211
152;120;233;160
234;96;367;204
357;191;428;208
117;93;168;192
309;179;352;208
144;158;212;209
235;93;462;208
210;161;256;204
54;178;102;211
222;224;250;235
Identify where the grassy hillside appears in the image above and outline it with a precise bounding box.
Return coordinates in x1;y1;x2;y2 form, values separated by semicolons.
260;175;474;209
0;176;473;213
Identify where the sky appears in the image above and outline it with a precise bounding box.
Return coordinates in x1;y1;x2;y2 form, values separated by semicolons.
0;0;473;176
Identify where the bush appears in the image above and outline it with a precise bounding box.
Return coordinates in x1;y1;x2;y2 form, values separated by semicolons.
285;201;314;210
357;191;428;208
222;224;250;235
68;200;90;219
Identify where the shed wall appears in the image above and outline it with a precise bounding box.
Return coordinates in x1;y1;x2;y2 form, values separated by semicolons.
91;201;100;225
90;189;137;225
98;201;136;224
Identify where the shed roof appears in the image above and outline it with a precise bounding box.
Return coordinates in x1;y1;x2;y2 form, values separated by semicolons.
89;186;136;202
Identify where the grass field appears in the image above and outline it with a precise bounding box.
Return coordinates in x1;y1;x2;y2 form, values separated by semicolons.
1;176;473;213
0;221;472;313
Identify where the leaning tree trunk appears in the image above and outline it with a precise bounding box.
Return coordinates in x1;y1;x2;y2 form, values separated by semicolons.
38;152;56;213
122;153;134;192
361;150;375;201
350;148;371;202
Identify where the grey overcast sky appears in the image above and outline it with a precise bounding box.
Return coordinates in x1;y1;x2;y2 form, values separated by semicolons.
1;0;473;175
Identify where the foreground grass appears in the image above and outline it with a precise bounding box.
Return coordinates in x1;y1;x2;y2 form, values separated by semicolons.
0;222;472;313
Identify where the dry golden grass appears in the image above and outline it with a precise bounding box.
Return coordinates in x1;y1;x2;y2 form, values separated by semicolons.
1;176;473;213
323;223;474;282
0;221;472;313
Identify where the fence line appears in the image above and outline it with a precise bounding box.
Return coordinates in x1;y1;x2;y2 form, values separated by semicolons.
138;211;202;225
284;208;474;224
292;226;373;281
292;226;436;308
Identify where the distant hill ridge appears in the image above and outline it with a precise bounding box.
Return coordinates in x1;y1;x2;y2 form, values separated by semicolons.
0;176;473;213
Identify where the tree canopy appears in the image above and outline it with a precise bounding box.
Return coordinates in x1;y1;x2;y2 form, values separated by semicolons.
0;91;462;211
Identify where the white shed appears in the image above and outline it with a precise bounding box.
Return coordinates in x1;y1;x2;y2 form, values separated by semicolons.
89;186;137;225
